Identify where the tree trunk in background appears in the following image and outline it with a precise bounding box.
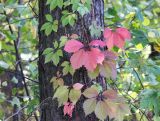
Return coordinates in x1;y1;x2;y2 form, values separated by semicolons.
38;0;104;121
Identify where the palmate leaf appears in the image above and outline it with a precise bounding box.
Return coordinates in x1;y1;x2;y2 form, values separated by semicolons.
53;86;69;107
114;103;131;121
95;101;107;121
83;87;99;98
50;77;64;89
69;89;81;104
83;98;97;116
140;89;160;116
73;83;84;90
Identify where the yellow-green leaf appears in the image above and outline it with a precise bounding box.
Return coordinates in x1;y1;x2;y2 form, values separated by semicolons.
83;98;96;116
95;101;107;121
69;89;81;104
53;86;69;106
83;87;99;98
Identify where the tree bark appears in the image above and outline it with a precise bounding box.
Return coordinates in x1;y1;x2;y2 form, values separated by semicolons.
38;0;104;121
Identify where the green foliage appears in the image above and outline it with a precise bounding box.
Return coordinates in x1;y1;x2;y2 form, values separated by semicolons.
43;42;63;65
1;0;160;120
61;10;77;26
140;89;160;116
46;0;63;11
41;14;58;35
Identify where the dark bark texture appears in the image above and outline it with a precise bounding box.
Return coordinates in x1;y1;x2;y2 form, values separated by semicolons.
38;0;104;121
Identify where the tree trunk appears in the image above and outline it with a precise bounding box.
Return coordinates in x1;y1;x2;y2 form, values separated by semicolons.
38;0;104;121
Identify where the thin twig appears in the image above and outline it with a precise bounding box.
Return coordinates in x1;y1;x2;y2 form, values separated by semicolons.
4;106;27;121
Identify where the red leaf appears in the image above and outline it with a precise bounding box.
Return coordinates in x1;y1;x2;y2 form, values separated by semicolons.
103;27;131;49
63;102;74;117
91;48;105;64
64;40;84;53
73;83;84;90
65;40;105;71
116;27;131;40
70;49;86;69
89;40;106;47
70;48;104;71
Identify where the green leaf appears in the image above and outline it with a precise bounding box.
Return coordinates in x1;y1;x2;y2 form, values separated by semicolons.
57;0;63;8
53;86;69;107
50;77;64;89
45;14;53;22
61;61;70;75
83;98;96;116
136;8;144;22
45;52;54;63
11;77;18;84
59;36;68;48
89;21;102;37
53;41;59;49
41;22;51;31
11;97;21;107
50;0;57;10
43;48;53;55
153;116;160;121
52;53;60;65
95;101;107;121
45;25;53;36
88;66;99;79
0;61;9;69
69;89;81;104
52;20;58;32
56;49;63;57
77;4;89;16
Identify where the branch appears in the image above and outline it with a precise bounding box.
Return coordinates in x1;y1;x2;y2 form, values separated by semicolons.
4;106;26;121
133;68;144;89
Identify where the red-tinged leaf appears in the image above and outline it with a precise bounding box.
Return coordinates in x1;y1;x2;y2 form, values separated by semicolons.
115;103;130;121
91;48;104;65
70;48;104;71
100;51;117;79
83;87;99;98
50;77;64;89
113;34;125;49
103;28;112;41
63;102;74;117
69;89;81;104
116;27;131;40
102;89;117;100
64;40;84;53
95;101;107;121
70;34;79;39
73;83;84;90
105;33;114;49
103;27;131;49
100;60;117;80
70;49;86;69
89;40;106;47
105;51;118;60
83;50;97;71
104;100;118;119
83;98;97;116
